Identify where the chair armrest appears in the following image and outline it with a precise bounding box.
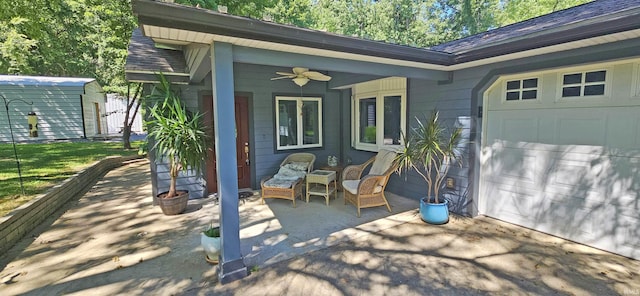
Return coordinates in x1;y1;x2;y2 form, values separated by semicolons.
357;174;386;195
260;176;272;187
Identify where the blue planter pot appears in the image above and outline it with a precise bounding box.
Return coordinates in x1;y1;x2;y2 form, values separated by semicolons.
420;197;449;224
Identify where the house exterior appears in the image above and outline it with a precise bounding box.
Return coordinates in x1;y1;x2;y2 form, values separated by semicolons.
125;0;640;283
0;75;107;142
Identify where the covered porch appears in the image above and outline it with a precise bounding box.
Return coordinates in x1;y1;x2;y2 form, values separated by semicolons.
126;0;463;283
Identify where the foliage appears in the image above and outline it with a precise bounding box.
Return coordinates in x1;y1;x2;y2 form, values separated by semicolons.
0;0;137;94
203;225;220;237
0;0;591;95
364;126;377;143
396;110;463;203
496;0;591;26
0;141;142;216
145;74;210;198
175;0;276;18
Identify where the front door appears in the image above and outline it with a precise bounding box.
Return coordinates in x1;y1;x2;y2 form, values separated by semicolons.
203;95;251;194
235;96;251;189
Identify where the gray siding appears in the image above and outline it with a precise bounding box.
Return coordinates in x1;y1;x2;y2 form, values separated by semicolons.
81;81;107;137
386;38;640;215
0;86;87;142
147;63;343;197
234;63;342;187
146;38;640;207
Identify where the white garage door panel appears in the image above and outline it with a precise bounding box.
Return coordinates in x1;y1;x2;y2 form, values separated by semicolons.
483;182;537;225
555;111;606;146
482;106;640;259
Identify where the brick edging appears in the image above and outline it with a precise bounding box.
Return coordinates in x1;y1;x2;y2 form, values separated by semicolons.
0;155;144;255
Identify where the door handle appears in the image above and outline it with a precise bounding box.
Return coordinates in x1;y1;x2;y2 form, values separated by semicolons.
244;142;250;166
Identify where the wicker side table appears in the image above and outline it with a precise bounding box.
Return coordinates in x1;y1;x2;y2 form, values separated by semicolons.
306;170;337;206
319;165;344;191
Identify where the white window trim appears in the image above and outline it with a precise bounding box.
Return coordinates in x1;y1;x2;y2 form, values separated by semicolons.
502;76;541;103
352;90;406;152
557;68;611;101
275;96;323;150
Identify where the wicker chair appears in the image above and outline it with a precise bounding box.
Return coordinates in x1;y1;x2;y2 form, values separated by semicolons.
342;149;398;217
261;153;316;207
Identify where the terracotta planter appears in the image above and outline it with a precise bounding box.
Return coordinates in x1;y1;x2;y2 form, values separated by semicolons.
157;191;189;215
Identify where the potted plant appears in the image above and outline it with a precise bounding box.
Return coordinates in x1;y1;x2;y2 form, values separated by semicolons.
146;73;210;215
201;224;221;264
396;110;463;224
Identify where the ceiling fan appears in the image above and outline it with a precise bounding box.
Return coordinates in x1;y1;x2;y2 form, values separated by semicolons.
270;67;332;87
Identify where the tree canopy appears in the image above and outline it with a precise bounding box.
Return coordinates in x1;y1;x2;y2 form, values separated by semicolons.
0;0;137;93
0;0;591;93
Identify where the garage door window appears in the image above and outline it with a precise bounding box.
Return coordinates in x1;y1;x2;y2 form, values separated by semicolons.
561;70;607;97
505;78;538;101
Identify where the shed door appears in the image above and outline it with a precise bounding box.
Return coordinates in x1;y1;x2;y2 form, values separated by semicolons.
94;103;102;134
480;72;640;259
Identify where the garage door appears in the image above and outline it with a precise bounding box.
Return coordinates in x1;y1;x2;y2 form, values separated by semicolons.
480;70;640;260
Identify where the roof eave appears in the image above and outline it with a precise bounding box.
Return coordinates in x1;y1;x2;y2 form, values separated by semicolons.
132;0;454;66
453;10;640;64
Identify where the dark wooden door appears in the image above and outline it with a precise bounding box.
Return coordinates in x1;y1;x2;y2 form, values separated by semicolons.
203;95;251;193
203;96;217;194
235;96;251;189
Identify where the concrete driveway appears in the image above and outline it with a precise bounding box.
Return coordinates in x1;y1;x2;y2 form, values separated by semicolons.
1;160;638;295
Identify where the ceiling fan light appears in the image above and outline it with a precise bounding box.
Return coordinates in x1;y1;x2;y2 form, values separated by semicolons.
293;77;309;87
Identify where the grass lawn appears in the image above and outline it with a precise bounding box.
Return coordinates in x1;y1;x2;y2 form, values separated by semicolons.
0;141;143;217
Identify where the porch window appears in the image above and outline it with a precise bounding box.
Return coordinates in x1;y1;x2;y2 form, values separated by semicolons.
275;96;322;150
354;92;406;152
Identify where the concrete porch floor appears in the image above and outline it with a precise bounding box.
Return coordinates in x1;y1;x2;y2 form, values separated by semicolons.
0;159;638;295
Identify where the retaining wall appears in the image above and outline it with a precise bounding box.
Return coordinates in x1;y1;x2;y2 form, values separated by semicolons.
0;155;143;255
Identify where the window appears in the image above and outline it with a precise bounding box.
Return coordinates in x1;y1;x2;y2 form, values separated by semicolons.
352;78;406;152
505;78;538;101
275;96;322;150
561;70;607;97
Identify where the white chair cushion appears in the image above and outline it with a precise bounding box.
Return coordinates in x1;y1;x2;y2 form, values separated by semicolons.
342;179;383;195
369;149;397;175
342;180;359;195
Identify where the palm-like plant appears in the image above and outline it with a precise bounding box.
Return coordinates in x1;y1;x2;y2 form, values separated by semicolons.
146;74;210;198
396;110;463;203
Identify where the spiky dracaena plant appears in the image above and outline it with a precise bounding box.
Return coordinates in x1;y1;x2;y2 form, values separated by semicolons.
396;110;463;203
146;74;210;198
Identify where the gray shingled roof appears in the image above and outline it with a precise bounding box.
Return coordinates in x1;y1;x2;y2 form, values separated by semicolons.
125;28;188;75
126;0;640;79
430;0;640;54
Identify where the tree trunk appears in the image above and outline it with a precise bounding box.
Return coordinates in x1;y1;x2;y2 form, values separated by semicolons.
123;125;132;149
122;82;142;149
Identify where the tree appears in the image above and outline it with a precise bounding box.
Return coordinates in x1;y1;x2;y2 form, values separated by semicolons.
496;0;592;26
122;83;144;149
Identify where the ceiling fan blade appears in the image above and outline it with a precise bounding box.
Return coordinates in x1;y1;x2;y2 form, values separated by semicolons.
275;72;296;76
270;76;294;80
292;67;309;75
304;71;332;81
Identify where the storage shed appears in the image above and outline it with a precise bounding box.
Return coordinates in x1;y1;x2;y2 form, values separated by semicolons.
0;75;107;142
